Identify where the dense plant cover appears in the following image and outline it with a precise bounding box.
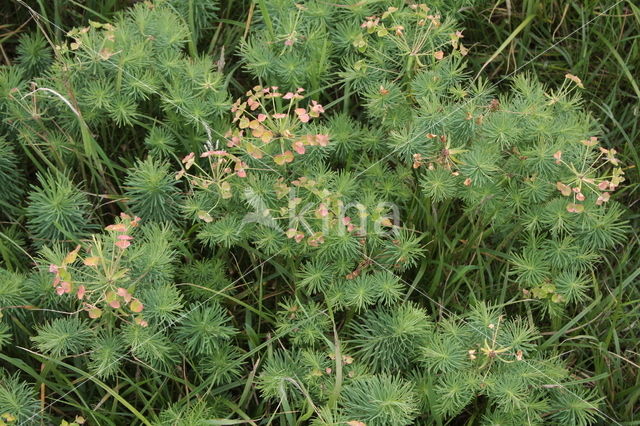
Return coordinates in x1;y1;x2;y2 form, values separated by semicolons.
0;0;637;424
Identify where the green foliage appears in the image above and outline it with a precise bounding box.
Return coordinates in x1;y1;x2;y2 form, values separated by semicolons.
257;349;306;402
0;321;10;350
122;322;179;370
31;317;94;358
0;370;40;424
25;171;93;247
0;0;635;424
0;268;28;308
276;299;331;346
549;388;605;426
124;157;183;223
127;221;178;286
175;303;236;356
420;166;459;202
167;0;219;45
341;374;418;426
0;137;25;217
157;399;225;425
15;32;53;78
416;304;604;422
88;333;125;379
178;258;231;299
144;126;177;158
200;345;245;386
139;283;183;324
349;303;431;372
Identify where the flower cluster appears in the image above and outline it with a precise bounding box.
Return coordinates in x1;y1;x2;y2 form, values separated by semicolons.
228;86;329;165
177;87;330;202
178;149;248;200
357;4;468;59
48;213;145;322
554;138;625;213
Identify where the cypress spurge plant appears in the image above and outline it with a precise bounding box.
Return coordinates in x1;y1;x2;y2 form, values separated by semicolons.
18;212;244;386
0;0;231;197
239;2;630;313
254;303;604;425
0;0;633;424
